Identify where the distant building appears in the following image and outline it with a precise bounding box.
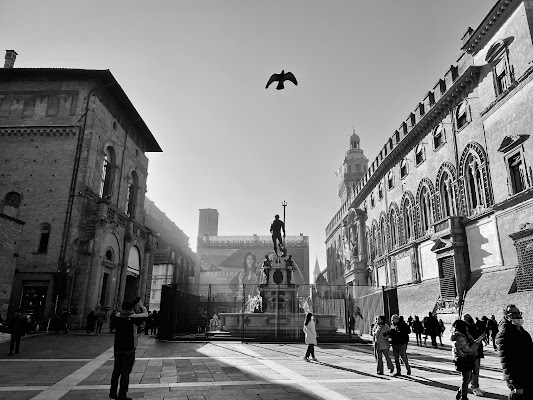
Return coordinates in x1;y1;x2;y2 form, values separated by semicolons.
312;257;321;283
144;197;195;311
326;0;533;331
0;54;161;327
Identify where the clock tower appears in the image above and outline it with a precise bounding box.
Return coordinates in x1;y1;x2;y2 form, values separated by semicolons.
338;129;368;203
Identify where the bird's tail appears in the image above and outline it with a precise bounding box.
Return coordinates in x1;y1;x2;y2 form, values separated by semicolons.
276;81;285;90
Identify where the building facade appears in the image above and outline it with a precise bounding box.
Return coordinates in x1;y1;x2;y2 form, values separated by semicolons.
144;197;195;311
0;56;162;327
326;0;533;330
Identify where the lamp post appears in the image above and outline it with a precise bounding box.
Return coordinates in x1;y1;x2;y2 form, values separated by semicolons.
282;201;287;233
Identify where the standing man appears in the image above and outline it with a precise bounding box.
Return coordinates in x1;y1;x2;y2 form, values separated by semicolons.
487;315;498;350
464;313;486;397
109;300;148;400
349;313;356;335
270;214;286;256
7;308;28;356
96;307;107;335
496;304;533;400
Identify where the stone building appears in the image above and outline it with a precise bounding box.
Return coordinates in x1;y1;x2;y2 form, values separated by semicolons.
325;0;533;330
0;53;162;327
144;197;195;311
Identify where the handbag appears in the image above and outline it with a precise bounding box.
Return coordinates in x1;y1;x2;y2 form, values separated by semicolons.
454;355;475;372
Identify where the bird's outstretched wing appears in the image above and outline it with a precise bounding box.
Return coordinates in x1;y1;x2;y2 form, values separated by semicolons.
284;72;298;86
266;73;281;89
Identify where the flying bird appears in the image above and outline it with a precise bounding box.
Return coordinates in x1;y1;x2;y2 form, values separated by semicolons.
265;70;298;90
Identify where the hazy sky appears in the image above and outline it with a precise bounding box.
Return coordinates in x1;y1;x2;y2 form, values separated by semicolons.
1;1;494;281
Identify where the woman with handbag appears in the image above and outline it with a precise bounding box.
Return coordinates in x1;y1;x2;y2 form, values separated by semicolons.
451;319;485;400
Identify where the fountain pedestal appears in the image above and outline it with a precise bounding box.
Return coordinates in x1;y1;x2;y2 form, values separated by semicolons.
218;254;338;339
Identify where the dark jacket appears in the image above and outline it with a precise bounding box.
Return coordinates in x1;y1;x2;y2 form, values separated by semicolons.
114;313;136;354
8;313;28;336
412;319;423;334
423;315;439;336
451;329;479;360
495;318;533;391
389;321;411;345
466;321;484;359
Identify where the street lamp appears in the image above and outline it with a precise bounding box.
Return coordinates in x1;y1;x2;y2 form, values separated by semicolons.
282;201;287;233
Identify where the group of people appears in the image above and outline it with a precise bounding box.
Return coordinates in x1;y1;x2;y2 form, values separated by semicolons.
366;306;532;400
451;305;532;400
85;302;159;338
407;312;446;348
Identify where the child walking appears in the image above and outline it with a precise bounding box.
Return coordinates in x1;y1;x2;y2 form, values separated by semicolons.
303;312;318;362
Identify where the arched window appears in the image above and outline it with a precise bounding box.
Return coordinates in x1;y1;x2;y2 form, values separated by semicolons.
464;153;486;212
440;171;456;218
38;223;51;253
125;171;138;218
370;192;375;208
372;224;379;259
456;101;470;129
99;147;116;198
403;198;413;242
400;159;409;179
415;143;425;165
2;192;21;219
379;216;386;255
387;171;394;190
419;186;433;234
390;209;398;248
378;182;383;200
347;164;352;174
433;124;445;149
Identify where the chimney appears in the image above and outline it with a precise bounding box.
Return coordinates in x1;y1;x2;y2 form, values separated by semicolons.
4;50;17;68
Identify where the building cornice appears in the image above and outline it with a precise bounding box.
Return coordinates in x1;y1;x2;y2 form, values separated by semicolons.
461;0;518;55
0;125;78;136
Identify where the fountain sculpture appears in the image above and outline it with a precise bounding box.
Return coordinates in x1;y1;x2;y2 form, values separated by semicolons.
218;250;338;339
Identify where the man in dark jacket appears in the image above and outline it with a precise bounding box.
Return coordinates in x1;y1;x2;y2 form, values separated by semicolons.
7;308;28;356
389;314;411;376
110;300;148;400
464;314;486;397
487;315;498;350
495;304;533;400
424;312;439;348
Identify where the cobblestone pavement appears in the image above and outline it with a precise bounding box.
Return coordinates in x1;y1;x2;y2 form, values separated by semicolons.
0;331;511;400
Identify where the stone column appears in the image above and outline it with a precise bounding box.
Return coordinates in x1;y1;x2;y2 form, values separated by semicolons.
85;204;107;316
117;221;133;306
138;233;152;301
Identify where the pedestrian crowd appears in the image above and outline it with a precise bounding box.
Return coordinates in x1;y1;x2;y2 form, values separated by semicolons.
363;305;533;399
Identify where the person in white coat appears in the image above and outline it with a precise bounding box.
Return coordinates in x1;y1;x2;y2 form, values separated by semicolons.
303;312;318;362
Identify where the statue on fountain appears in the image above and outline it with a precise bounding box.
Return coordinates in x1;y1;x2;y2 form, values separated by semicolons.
262;254;271;284
270;214;286;256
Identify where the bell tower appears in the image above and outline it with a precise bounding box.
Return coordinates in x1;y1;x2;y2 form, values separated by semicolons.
338;129;368;202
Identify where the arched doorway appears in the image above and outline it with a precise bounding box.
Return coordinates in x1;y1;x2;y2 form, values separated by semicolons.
125;246;141;302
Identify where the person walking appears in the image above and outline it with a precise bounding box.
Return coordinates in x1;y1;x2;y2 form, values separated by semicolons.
303;312;318;362
372;315;394;375
495;304;533;400
412;316;423;346
438;319;446;346
451;319;484;400
464;314;486;397
487;315;498;350
144;311;152;335
109;309;119;333
96;308;107;335
349;313;356;335
110;300;148;400
389;314;411;376
150;310;159;336
424;312;439;348
86;311;96;336
7;308;28;356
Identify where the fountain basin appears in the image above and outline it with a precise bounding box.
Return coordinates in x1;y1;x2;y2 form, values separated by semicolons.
218;312;338;338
